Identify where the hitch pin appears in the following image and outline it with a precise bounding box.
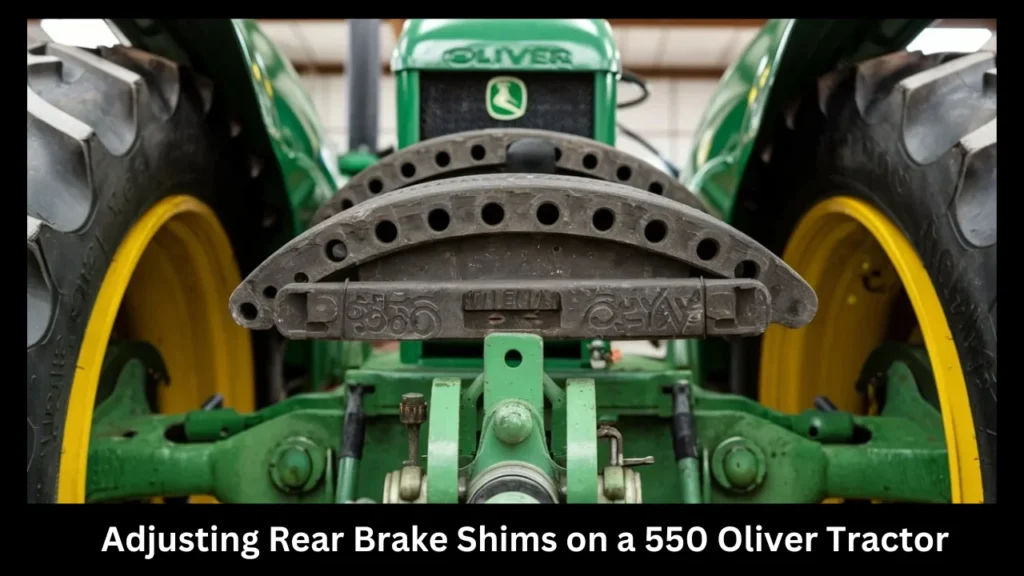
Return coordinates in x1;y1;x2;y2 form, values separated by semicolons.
337;385;366;503
164;393;224;505
201;393;225;411
671;382;701;504
814;396;837;412
597;424;655;467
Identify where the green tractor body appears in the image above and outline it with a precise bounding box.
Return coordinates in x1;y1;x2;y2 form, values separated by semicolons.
390;19;620;148
27;18;996;505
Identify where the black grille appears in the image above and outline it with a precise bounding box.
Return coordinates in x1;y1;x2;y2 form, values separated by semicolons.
419;72;595;140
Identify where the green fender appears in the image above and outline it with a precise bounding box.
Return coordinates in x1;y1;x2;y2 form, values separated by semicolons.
681;18;935;223
224;19;356;387
227;19;345;232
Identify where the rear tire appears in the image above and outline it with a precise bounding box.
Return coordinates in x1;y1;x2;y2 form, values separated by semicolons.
27;42;250;502
750;49;996;502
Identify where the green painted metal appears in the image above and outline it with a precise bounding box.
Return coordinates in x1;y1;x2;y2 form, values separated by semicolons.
228;19;344;228
681;18;935;223
470;400;554;479
711;436;766;493
678;458;702;504
87;338;947;503
493;403;534;445
680;18;792;221
462;373;567;462
396;71;420;149
594;72;618;145
336;457;359;503
857;341;941;415
392;19;620;73
696;358;947;503
91;355;156;438
346;350;685;416
701;449;712;503
326;350;690;503
182;387;344;442
426;377;462;503
224;19;352;393
483;333;544;412
394;18;620;152
269;436;326;493
337;150;380;177
88;412;339;503
565;378;598;503
468;335;559;485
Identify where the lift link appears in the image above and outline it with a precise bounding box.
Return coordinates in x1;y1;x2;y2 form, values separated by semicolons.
164;393;224;504
671;382;702;503
336;385;366;503
381;393;430;504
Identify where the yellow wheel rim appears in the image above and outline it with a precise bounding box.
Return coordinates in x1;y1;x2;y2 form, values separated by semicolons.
759;196;983;503
57;195;255;503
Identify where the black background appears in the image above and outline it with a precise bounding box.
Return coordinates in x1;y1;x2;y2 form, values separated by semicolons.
23;504;998;564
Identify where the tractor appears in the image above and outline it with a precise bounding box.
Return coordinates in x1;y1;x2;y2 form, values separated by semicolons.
27;18;996;504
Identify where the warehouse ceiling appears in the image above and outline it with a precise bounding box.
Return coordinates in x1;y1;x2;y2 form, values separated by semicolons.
28;19;996;78
256;19;762;76
251;19;997;77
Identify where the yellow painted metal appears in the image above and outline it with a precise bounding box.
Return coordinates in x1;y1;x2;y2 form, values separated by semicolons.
57;195;254;503
759;196;983;503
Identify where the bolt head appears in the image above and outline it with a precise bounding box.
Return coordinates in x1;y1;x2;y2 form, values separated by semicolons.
723;447;758;489
402;392;425;405
711;436;766;493
493;402;533;445
275;446;312;489
329;241;348;261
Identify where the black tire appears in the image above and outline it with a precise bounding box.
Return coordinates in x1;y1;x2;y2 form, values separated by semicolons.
748;49;996;501
27;41;235;502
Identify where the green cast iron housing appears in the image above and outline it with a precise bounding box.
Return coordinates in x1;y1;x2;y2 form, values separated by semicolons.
88;335;949;503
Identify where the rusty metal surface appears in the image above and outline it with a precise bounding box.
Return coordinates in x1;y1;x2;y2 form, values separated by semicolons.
230;174;817;336
271;278;770;340
311;128;708;225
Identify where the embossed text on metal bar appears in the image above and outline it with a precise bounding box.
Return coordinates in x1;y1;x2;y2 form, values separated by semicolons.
272;278;771;340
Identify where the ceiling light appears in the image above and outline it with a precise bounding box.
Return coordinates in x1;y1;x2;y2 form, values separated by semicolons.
907;27;992;54
39;19;122;49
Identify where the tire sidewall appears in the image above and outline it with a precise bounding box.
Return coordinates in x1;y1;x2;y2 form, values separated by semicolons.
754;55;997;501
27;51;223;503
